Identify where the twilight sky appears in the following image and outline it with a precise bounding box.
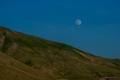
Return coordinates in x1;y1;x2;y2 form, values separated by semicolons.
0;0;120;58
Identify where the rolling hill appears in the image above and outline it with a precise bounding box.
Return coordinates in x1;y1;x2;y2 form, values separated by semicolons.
0;26;120;80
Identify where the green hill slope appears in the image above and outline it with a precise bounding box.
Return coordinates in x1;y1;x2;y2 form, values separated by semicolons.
0;51;51;80
0;26;120;80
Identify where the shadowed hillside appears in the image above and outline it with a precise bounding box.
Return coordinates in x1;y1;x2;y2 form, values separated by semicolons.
0;26;120;80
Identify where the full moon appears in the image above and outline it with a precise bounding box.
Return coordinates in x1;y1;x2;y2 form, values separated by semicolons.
76;19;81;25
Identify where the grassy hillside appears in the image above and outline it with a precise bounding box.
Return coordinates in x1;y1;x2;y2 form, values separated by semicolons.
0;51;51;80
0;26;120;80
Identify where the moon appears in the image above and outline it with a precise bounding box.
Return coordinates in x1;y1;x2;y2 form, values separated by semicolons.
76;19;81;25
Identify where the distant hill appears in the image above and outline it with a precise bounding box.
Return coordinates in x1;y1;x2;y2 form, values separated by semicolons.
0;26;120;80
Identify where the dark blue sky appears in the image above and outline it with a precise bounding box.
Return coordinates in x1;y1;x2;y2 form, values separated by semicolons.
0;0;120;58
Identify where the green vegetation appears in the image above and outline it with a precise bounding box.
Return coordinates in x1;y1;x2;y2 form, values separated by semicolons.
0;26;120;80
0;51;51;80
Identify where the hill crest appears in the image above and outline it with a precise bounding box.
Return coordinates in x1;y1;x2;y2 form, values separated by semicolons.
0;26;120;80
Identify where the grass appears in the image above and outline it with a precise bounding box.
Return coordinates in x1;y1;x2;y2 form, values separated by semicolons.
0;26;120;80
0;51;51;80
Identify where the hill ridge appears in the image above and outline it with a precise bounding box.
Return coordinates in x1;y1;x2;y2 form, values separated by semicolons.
0;26;120;80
